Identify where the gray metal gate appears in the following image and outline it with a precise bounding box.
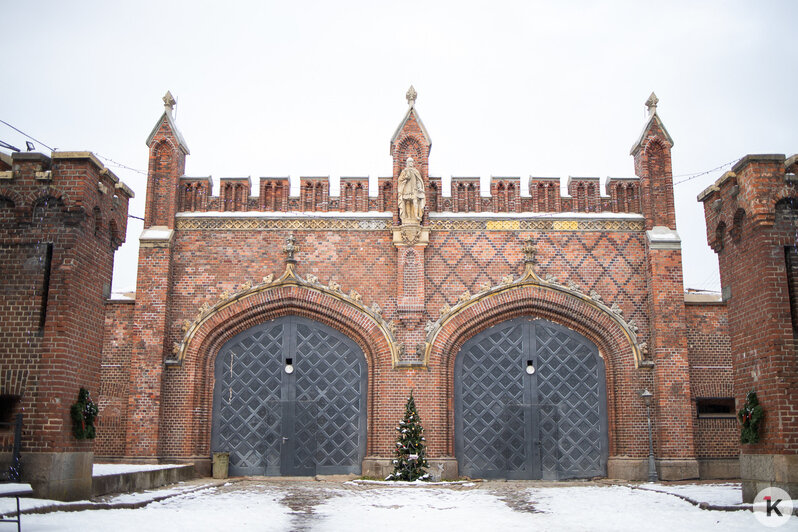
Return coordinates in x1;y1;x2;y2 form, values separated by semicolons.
211;316;367;476
455;318;607;480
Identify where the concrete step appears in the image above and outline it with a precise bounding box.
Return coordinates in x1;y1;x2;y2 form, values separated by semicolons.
92;465;197;497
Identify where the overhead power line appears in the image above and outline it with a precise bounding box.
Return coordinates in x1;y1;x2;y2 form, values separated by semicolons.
672;159;739;186
0;118;55;152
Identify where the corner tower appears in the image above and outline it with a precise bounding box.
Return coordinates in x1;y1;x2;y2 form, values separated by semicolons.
144;91;190;229
632;93;699;480
126;92;189;458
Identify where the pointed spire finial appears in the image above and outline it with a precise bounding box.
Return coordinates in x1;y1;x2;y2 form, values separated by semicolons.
163;91;177;113
406;85;417;108
645;92;658;117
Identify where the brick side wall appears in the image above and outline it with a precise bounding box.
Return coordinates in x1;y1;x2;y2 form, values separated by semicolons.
96;300;134;457
686;302;738;458
701;156;798;457
0;152;131;458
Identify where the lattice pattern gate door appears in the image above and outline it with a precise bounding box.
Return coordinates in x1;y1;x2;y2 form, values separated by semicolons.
455;318;607;480
211;316;367;476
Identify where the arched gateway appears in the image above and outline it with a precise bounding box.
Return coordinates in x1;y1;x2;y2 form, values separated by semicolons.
455;318;608;480
211;316;367;476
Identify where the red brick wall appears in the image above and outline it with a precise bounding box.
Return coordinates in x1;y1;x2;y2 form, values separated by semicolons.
701;155;798;456
140;226;656;460
0;152;131;458
96;300;134;457
686;302;738;458
105;99;736;476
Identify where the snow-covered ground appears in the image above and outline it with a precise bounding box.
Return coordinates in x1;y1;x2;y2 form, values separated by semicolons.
7;481;796;532
92;463;184;476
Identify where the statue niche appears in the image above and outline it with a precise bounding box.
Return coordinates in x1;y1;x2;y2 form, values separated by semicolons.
398;157;426;225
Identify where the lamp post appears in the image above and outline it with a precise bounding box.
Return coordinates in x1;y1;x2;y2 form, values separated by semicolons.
641;389;658;482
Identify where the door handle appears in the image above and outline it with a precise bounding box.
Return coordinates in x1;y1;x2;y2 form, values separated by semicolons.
282;437;289;443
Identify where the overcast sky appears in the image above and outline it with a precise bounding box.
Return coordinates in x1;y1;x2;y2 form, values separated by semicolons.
2;1;796;293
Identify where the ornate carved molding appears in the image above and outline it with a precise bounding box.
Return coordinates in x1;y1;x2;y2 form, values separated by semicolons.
428;218;645;232
174;216;643;232
175;217;391;231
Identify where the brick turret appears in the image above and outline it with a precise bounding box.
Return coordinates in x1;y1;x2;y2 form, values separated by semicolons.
699;154;798;501
0;150;132;499
126;92;189;459
632;93;698;480
143;91;189;228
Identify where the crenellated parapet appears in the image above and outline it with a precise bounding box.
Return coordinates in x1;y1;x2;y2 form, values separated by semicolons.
300;176;330;212
259;177;289;211
219;177;251;212
449;177;481;212
339;177;369;212
699;154;797;251
607;177;642;214
0;151;133;249
530;177;562;212
178;177;211;213
174;173;642;215
490;177;521;213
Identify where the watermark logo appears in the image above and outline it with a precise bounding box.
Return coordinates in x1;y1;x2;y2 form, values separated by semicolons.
753;487;794;528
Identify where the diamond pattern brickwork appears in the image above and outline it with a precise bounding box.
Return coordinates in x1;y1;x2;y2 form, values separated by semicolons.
426;231;648;338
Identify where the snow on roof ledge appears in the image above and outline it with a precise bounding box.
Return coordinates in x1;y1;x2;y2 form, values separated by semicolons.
646;226;681;249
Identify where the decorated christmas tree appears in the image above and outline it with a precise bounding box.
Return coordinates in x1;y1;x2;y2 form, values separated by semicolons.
386;391;429;481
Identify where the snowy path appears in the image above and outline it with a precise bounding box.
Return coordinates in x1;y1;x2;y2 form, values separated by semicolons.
10;480;796;531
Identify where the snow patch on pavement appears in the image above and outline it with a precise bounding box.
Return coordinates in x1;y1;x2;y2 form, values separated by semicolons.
313;487;529;531
526;485;770;532
18;487;292;532
92;463;184;476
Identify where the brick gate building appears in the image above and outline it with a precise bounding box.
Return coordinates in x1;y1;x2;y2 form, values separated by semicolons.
1;89;752;499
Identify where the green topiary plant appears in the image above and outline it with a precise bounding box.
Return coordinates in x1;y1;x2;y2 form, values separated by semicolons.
738;390;764;444
70;387;98;440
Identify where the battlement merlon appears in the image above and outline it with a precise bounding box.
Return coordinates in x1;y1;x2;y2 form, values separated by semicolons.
5;151;133;249
699;154;797;248
9;151;135;202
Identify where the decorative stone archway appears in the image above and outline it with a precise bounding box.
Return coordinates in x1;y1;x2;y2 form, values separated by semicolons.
424;258;644;461
170;264;397;459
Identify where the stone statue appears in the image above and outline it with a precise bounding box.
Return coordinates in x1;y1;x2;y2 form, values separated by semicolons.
398;157;426;225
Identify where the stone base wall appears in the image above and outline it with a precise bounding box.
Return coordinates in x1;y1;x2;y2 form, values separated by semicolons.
25;451;93;501
740;453;798;503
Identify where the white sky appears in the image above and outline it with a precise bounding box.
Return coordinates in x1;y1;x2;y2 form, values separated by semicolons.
2;1;796;293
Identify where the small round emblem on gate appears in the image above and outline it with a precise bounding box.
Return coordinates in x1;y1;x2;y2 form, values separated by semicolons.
526;361;535;374
285;358;294;374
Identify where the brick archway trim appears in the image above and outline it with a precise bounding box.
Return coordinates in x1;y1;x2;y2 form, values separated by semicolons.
425;265;643;370
176;263;398;458
426;265;644;457
172;263;399;368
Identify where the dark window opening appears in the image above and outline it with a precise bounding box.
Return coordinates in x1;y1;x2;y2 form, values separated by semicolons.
696;397;735;418
0;395;20;426
39;243;53;334
786;246;798;339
